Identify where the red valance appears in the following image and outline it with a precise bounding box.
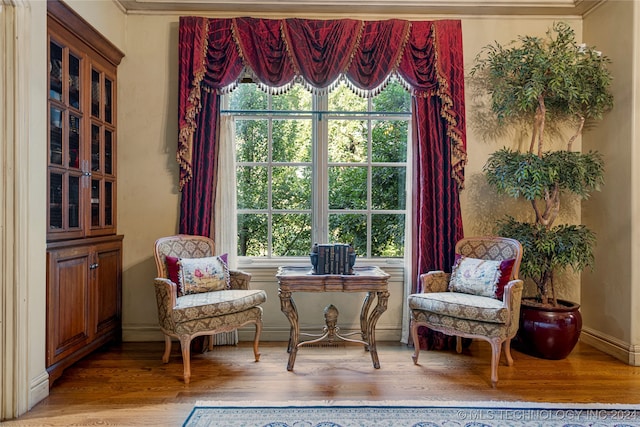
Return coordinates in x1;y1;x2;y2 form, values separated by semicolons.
178;17;467;190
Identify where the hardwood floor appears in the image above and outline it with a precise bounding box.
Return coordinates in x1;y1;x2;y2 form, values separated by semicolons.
6;340;640;426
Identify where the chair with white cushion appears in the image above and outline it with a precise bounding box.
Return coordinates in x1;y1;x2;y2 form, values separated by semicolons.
153;234;266;383
408;236;523;386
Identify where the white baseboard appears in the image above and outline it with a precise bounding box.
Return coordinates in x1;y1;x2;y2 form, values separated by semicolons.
581;327;640;365
29;370;50;410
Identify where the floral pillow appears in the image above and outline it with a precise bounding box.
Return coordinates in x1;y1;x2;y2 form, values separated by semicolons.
448;256;504;298
167;255;230;296
165;254;228;287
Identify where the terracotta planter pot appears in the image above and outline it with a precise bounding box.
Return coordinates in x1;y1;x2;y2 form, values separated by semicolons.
513;299;582;360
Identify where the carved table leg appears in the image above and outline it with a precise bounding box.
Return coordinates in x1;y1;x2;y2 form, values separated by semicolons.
279;289;298;371
364;290;389;369
360;292;375;351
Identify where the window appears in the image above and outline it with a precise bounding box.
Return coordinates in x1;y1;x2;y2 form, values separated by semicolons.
229;80;410;259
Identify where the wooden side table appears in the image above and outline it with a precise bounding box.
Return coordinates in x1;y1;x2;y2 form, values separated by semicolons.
276;266;390;371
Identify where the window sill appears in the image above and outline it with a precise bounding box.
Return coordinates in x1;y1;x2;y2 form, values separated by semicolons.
238;257;405;270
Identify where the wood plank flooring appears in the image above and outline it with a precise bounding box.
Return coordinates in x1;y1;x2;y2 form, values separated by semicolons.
6;340;640;426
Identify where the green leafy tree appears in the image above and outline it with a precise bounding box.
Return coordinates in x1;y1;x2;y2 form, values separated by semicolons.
472;22;613;306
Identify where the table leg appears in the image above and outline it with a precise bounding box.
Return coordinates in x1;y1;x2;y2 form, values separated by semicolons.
360;292;375;351
363;290;389;369
279;289;298;371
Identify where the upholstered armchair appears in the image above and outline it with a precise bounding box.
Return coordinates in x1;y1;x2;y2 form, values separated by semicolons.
153;234;266;384
408;236;523;386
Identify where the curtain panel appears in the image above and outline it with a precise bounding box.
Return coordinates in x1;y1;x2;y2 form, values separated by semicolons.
177;16;467;287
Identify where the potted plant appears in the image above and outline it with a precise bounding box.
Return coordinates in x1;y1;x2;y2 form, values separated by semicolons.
470;22;613;359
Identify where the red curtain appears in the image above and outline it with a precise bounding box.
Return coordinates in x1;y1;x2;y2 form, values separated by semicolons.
177;17;466;286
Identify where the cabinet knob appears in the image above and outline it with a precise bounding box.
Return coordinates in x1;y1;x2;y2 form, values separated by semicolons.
89;263;99;270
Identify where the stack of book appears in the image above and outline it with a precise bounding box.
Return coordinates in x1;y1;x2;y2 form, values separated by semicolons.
310;243;356;275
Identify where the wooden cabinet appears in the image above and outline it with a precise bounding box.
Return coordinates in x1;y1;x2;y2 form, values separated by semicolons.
46;1;125;385
47;4;121;241
46;236;123;383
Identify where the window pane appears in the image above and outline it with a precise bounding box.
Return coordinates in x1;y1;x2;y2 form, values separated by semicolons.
91;179;100;227
273;85;311;110
49;42;63;101
91;69;100;117
91;124;100;171
372;80;411;112
329;166;367;210
236;119;268;162
328;83;367;112
372;166;406;210
105;129;113;175
105;78;113;123
328;120;367;163
372;120;408;162
50;107;63;165
237;166;267;209
273;119;312;162
230;83;267;110
237;214;267;256
68;53;80;109
272;166;311;210
371;214;405;257
69;175;80;228
105;181;113;226
272;214;312;256
329;213;366;256
69;114;80;169
50;172;63;229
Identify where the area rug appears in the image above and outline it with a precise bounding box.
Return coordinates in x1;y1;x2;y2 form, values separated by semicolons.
183;400;640;427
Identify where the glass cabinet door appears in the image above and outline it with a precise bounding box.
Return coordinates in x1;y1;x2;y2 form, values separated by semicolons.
87;66;117;235
47;30;118;240
48;39;84;239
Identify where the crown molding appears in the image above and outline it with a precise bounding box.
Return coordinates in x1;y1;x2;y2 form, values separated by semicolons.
113;0;604;17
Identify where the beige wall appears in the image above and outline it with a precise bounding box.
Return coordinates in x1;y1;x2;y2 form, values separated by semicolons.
118;14;183;339
582;0;639;362
65;0;127;51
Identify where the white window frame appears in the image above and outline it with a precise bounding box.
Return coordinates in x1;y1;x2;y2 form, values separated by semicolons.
225;83;411;269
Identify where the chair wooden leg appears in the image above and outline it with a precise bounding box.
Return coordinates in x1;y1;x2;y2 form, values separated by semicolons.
253;320;262;362
456;336;462;353
162;335;172;363
489;339;502;387
503;339;514;366
180;335;192;384
208;334;215;351
410;320;420;364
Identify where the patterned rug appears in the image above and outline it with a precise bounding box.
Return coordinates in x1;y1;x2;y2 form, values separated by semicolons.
183;400;640;427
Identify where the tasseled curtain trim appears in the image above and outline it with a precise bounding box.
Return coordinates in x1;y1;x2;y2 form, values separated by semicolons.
177;17;467;190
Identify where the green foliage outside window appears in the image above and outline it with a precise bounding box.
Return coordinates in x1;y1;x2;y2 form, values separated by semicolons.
232;80;410;259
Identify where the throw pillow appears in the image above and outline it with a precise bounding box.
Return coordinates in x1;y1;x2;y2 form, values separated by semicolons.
449;255;502;298
495;258;516;299
165;255;180;285
165;254;229;291
449;255;516;299
177;255;230;296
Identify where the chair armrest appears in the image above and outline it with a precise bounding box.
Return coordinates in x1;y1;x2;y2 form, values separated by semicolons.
153;278;177;331
229;269;252;290
418;271;450;293
503;279;524;335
